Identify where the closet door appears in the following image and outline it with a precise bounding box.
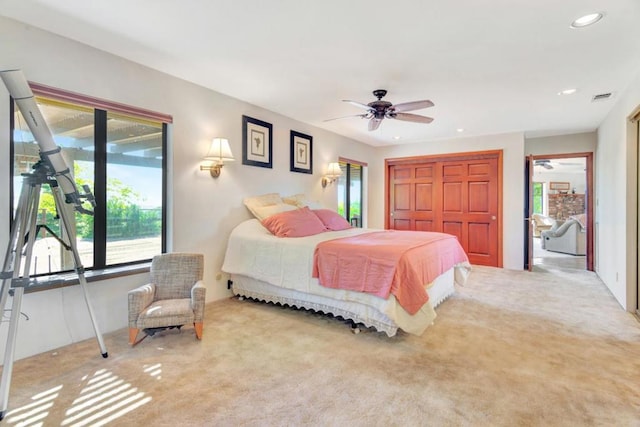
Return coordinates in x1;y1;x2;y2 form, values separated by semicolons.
386;151;501;267
388;163;438;231
441;158;499;266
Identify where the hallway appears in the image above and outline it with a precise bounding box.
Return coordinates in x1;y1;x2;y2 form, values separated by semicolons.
532;235;586;272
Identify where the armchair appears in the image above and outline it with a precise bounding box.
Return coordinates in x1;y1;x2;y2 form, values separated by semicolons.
128;253;206;345
532;214;554;238
541;219;586;255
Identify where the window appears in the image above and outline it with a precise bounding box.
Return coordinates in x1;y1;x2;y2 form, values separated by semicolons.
532;182;544;215
337;159;366;228
105;113;164;265
11;88;169;276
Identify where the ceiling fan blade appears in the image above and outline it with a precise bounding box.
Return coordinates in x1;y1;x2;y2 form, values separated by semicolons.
343;100;374;111
392;112;434;124
534;159;554;169
391;100;434;113
368;117;382;131
323;114;368;122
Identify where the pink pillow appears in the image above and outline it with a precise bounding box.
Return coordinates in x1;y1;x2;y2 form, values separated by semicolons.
261;207;328;237
312;209;352;231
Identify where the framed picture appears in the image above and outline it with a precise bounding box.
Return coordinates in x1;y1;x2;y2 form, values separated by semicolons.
242;115;273;168
290;130;313;174
549;181;570;191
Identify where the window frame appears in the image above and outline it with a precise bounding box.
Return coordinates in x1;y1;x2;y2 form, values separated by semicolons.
338;157;366;228
9;82;171;277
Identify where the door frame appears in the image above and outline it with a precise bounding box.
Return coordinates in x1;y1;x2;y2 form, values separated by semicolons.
385;149;503;267
525;155;534;271
628;107;640;315
525;152;594;271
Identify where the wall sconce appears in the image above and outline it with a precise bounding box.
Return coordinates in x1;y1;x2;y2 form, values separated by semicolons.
321;162;342;188
200;137;235;178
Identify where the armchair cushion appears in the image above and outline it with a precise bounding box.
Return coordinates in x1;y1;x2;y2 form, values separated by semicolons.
137;298;194;329
151;253;204;300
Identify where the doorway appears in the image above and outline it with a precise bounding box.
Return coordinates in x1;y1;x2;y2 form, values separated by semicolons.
525;153;594;272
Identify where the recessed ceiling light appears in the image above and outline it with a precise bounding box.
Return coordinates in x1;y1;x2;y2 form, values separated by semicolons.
456;128;464;133
558;88;577;95
393;136;401;140
570;12;604;29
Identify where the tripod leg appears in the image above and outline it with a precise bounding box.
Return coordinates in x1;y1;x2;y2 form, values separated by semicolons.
52;188;108;358
0;180;33;316
77;271;108;358
0;288;24;421
0;180;41;419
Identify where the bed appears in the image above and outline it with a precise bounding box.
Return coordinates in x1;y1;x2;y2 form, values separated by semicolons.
222;212;471;337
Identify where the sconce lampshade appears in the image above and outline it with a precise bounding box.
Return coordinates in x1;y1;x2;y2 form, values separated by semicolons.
321;162;343;188
201;137;234;178
204;138;235;164
326;162;342;178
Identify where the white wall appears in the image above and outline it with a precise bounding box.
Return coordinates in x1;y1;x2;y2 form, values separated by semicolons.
525;132;597;156
596;70;640;311
371;132;525;270
0;17;375;359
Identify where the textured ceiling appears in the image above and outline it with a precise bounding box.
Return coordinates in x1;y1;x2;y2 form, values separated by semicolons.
2;0;639;146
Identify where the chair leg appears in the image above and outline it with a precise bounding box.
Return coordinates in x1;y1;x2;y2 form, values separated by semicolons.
194;322;203;340
129;328;139;345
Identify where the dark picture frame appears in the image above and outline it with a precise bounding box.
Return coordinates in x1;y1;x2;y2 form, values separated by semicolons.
290;130;313;174
242;115;273;168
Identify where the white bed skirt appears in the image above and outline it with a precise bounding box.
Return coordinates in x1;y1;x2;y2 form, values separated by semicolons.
230;267;457;337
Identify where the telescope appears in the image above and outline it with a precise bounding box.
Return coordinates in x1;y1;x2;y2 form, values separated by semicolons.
0;69;95;215
0;69;107;420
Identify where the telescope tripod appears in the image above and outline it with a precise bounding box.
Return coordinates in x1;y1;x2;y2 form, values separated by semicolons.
0;163;108;420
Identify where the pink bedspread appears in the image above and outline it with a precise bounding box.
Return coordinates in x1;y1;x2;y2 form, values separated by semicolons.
312;230;469;315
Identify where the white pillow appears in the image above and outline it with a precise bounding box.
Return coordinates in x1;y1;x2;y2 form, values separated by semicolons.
252;203;297;221
243;193;283;219
282;194;323;210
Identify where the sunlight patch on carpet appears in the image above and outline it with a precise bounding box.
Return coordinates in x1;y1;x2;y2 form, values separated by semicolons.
58;369;151;427
4;384;61;425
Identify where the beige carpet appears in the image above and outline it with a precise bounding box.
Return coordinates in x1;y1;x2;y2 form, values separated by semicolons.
2;266;640;426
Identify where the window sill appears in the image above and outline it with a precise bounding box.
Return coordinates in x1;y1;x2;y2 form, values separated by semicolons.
22;263;151;294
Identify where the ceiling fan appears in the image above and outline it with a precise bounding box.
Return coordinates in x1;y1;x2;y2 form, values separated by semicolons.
325;89;434;131
534;159;554;169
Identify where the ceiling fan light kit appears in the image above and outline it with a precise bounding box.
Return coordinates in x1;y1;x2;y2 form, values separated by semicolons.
325;89;434;131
